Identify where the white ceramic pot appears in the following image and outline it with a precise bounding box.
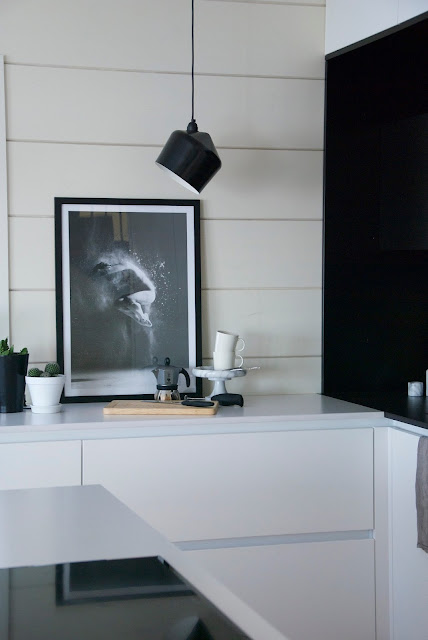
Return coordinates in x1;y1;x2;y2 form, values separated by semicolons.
25;374;65;413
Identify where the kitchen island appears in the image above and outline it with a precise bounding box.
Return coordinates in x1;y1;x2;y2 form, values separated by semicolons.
0;484;286;640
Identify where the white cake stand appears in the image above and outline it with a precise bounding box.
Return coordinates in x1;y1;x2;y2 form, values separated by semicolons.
192;366;247;399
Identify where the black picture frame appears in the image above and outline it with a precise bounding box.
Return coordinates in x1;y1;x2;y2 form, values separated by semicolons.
55;198;202;402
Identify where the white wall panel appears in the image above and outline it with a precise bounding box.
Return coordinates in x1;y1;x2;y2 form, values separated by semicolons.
325;0;398;53
201;220;322;288
1;0;326;394
202;289;321;357
0;1;324;79
0;1;187;72
9;217;55;290
0;57;9;338
7;142;187;215
7;143;323;220
205;148;323;218
5;66;324;149
198;3;325;78
203;356;321;394
10;291;56;363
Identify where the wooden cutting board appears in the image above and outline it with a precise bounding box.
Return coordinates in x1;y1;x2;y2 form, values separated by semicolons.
103;399;219;416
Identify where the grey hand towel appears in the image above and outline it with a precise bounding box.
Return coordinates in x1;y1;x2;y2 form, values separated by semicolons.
416;436;428;553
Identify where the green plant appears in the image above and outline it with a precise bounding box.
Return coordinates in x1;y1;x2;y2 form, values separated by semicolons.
0;337;28;356
28;363;61;378
44;362;60;376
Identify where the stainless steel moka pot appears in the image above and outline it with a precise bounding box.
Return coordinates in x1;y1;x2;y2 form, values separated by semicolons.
151;357;191;401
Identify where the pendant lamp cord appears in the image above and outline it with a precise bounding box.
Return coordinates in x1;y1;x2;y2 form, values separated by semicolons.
187;0;198;133
191;0;194;121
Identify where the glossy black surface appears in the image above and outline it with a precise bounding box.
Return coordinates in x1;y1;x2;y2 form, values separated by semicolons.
323;15;428;398
156;129;221;194
1;556;250;639
323;392;428;430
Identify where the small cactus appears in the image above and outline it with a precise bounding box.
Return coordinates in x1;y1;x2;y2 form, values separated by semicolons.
44;362;60;376
28;363;61;378
28;367;42;377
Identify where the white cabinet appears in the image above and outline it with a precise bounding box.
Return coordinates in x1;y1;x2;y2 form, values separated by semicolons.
83;428;373;541
189;539;375;640
0;441;81;490
390;428;428;640
83;427;375;639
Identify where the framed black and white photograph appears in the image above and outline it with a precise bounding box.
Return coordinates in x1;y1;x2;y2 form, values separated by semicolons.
55;198;201;402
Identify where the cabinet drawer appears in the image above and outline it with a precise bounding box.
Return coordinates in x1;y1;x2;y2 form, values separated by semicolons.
83;428;373;541
188;539;375;640
0;441;81;490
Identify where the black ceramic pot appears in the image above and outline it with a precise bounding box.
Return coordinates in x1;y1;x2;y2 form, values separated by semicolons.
0;353;29;413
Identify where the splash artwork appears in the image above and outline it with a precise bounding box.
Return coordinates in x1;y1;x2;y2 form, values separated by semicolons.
55;199;201;401
92;256;156;328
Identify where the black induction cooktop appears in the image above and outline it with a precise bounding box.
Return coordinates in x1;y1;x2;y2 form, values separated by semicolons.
1;556;250;639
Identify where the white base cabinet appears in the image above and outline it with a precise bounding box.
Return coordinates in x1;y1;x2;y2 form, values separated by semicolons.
83;427;375;640
4;401;428;639
189;539;376;640
0;410;380;640
0;441;81;490
390;428;428;640
83;428;373;542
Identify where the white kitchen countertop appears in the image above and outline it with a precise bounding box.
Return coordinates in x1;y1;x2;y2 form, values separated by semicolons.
0;484;287;640
0;394;389;444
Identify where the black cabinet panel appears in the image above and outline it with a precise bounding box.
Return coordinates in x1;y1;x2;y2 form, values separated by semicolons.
323;15;428;395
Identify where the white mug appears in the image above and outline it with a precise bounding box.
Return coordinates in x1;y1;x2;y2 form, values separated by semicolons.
213;351;244;370
408;381;423;397
215;331;245;353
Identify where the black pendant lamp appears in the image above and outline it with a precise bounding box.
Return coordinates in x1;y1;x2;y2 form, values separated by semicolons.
156;0;221;194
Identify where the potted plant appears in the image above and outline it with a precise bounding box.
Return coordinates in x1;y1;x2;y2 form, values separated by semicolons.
25;363;65;414
0;338;29;413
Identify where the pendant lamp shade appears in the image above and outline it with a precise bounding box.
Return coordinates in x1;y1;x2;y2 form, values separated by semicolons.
155;0;221;193
156;124;222;194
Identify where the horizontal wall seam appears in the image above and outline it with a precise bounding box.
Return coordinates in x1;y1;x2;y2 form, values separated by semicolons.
10;287;322;292
18;350;321;360
204;1;325;6
203;286;322;290
9;215;53;219
9;215;322;222
204;355;322;359
10;288;55;292
6;139;323;152
4;61;324;82
201;218;322;222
